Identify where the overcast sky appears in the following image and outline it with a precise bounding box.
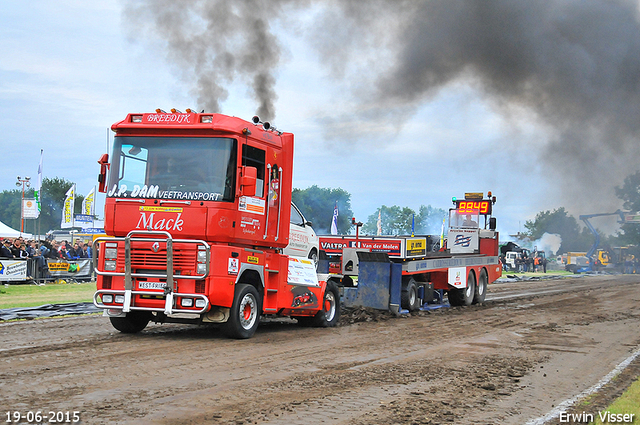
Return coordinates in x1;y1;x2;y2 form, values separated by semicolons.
2;0;639;241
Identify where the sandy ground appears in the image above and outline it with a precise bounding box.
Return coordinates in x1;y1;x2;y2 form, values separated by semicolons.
1;274;639;424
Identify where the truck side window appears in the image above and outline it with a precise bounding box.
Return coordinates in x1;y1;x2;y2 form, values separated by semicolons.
242;145;265;197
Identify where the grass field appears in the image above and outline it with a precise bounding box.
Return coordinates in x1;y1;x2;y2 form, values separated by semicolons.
0;281;96;309
593;378;640;424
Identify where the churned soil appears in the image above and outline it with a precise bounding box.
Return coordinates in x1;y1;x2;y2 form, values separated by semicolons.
1;274;639;424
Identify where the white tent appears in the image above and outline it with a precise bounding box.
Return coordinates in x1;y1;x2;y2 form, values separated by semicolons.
0;220;31;238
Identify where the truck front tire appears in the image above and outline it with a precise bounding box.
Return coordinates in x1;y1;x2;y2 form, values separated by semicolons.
222;284;261;339
109;311;153;333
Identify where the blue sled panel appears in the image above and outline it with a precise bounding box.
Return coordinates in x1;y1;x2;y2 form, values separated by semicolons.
340;252;391;311
350;260;390;310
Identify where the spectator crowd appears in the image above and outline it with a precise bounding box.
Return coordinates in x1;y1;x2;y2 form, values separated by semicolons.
0;236;94;280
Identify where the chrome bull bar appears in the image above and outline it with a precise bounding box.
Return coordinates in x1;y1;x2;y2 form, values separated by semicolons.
93;230;210;315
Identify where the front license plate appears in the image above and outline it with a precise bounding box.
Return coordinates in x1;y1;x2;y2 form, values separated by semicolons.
138;281;167;290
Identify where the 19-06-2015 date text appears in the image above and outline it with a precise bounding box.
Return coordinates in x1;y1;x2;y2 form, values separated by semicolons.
5;411;80;423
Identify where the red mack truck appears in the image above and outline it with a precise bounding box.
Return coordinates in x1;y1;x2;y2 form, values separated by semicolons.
93;111;339;338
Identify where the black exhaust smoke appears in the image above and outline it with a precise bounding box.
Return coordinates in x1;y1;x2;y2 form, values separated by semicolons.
125;0;640;214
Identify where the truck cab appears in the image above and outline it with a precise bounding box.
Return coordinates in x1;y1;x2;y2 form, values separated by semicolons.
93;112;338;338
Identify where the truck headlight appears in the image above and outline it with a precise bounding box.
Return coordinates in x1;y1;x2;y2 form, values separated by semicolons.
197;263;207;275
105;247;118;260
114;295;125;304
197;250;207;262
105;260;116;271
195;299;207;308
181;298;194;307
102;294;113;303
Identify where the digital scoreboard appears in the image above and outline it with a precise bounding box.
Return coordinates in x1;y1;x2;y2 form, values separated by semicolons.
455;199;492;215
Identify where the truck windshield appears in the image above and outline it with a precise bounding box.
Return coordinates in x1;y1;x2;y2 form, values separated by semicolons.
107;136;237;202
449;209;480;229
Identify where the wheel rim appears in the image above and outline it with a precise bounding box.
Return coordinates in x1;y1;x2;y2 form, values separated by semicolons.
309;251;318;268
409;288;416;306
239;294;257;330
465;284;473;298
478;279;485;295
324;291;336;322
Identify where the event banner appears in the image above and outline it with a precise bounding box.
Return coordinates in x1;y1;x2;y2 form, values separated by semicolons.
82;187;95;216
61;184;75;228
47;259;92;278
0;259;28;281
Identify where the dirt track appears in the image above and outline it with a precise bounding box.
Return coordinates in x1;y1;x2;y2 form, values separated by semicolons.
2;274;640;424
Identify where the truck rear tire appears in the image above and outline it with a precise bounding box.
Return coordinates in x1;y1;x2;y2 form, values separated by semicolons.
296;281;340;327
222;284;261;339
109;311;153;334
401;278;421;311
473;269;488;304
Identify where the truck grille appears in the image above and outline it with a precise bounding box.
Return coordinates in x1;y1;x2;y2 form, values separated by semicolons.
130;247;196;269
115;245;197;273
94;232;209;281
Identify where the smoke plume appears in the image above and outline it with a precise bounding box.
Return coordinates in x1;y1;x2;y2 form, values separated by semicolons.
125;0;640;214
534;233;563;256
123;0;295;120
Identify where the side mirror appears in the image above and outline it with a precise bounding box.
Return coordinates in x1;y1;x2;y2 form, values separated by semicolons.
489;217;496;230
240;166;257;197
97;154;110;193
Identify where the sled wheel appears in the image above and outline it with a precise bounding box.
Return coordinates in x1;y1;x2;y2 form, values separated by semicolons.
473;269;488;304
401;278;421;311
461;271;476;306
448;271;476;307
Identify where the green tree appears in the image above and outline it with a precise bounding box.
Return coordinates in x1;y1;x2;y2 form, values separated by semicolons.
523;207;592;253
0;189;23;231
615;171;640;244
362;205;447;236
0;177;84;236
292;185;353;235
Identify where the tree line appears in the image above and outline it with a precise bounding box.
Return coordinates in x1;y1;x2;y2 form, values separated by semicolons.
292;185;447;236
3;169;640;250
